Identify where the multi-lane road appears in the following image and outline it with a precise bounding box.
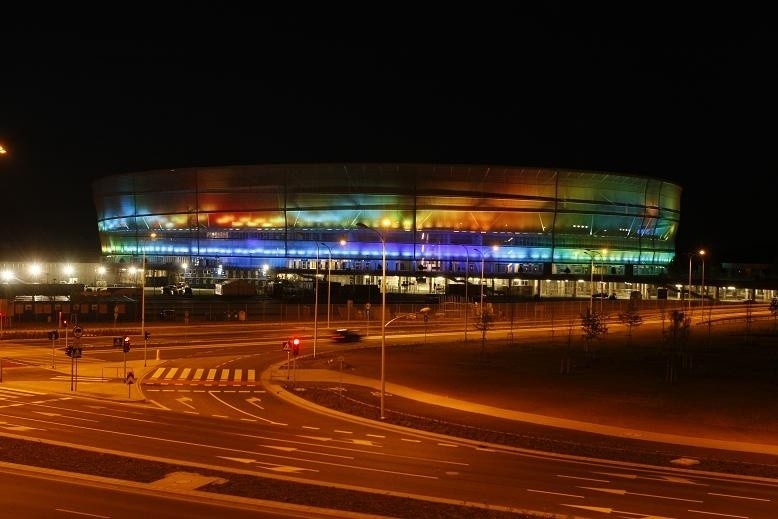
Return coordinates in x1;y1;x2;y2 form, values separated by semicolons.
1;304;777;517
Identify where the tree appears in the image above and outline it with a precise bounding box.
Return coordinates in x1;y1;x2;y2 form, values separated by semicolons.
663;310;691;383
580;309;608;353
473;302;495;354
744;299;755;344
770;297;778;331
618;303;644;346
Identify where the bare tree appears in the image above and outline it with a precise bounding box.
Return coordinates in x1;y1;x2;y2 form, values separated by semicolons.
580;309;608;354
770;297;778;331
474;302;495;354
618;303;644;346
663;309;691;383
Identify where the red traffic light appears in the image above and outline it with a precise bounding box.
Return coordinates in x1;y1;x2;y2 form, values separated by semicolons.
291;337;300;346
291;337;300;355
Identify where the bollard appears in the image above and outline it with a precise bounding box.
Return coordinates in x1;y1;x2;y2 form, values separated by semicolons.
156;349;160;361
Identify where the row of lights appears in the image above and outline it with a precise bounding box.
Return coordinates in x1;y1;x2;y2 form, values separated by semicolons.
1;265;108;283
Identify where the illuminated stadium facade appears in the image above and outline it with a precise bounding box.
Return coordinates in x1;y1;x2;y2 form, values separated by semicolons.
92;163;682;299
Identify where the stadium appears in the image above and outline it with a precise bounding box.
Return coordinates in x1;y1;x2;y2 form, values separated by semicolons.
92;163;682;301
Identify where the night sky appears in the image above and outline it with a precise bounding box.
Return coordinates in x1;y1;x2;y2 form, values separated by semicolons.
1;7;775;264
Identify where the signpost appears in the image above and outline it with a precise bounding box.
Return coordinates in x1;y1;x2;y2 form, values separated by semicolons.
282;340;291;380
48;330;59;368
125;370;136;398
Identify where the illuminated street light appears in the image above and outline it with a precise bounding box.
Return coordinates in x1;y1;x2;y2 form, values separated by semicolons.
356;220;388;420
320;242;333;329
314;242;319;359
583;249;604;313
460;245;470;344
95;265;106;288
142;232;157;367
29;264;42;283
700;249;706;313
472;248;486;351
687;249;706;315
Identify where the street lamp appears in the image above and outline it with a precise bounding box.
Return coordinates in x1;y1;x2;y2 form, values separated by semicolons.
141;232;156;367
472;248;486;351
460;245;470;343
686;250;708;314
95;265;106;288
687;249;705;315
313;242;319;359
699;249;706;312
472;248;485;310
320;242;333;329
356;221;387;420
598;250;607;313
583;249;604;313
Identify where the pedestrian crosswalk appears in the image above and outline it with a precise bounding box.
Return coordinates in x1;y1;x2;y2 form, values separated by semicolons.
144;367;259;386
0;386;46;405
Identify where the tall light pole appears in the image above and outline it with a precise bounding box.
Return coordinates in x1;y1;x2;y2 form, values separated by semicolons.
472;248;485;310
699;249;706;313
687;252;694;314
141;232;156;367
320;242;333;329
598;250;607;313
583;249;602;313
460;245;470;343
473;248;485;351
313;242;319;359
356;221;387;420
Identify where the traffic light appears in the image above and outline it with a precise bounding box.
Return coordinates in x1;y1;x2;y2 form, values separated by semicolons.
48;330;59;340
65;345;73;357
123;336;131;353
291;337;300;356
144;331;151;340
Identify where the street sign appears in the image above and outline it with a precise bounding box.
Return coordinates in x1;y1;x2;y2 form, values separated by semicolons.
125;371;136;385
72;326;83;338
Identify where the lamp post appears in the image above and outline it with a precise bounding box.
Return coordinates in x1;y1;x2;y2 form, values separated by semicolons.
687;252;694;314
473;248;485;351
320;242;333;329
598;250;607;313
583;249;602;313
460;245;470;343
356;222;387;420
142;232;156;367
699;249;706;312
313;242;319;359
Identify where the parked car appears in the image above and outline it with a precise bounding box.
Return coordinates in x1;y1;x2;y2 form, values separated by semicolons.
331;328;362;343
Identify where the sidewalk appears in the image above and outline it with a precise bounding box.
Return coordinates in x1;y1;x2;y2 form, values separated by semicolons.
1;358;162;403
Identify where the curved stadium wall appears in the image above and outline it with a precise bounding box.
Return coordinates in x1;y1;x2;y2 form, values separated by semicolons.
92;163;681;293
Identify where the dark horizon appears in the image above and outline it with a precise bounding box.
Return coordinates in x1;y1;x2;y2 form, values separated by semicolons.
1;9;775;264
